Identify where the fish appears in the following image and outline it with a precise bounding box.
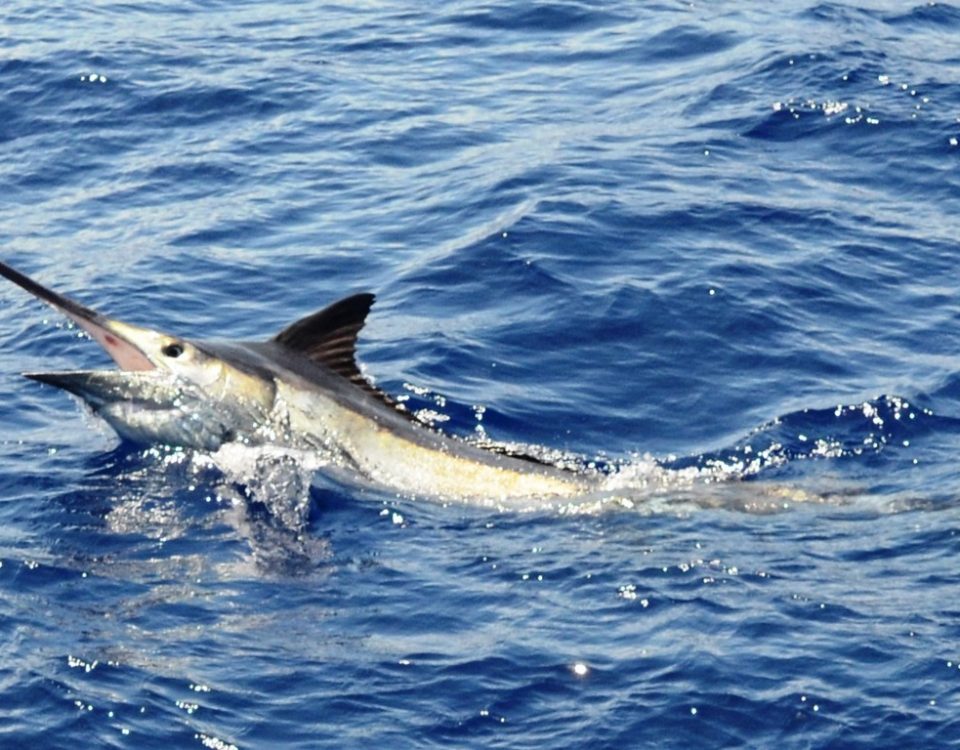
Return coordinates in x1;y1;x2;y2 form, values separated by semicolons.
0;260;589;502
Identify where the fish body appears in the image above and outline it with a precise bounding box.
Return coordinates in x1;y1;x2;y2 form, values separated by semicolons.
1;261;586;501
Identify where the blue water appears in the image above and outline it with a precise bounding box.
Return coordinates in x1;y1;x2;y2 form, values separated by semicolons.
3;1;960;747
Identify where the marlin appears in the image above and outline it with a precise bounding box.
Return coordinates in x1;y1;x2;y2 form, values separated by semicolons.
0;260;589;501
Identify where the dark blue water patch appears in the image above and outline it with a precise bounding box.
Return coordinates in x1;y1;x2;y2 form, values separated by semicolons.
450;2;631;34
0;71;78;146
322;13;428;60
129;84;285;127
835;525;960;564
96;257;343;345
737;56;960;173
362;122;504;170
683;80;758;126
2;3;89;27
744;102;852;142
0;675;88;750
883;2;960;28
801;2;881;26
397;241;574;306
0;57;39;77
170;218;275;249
640;24;742;63
914;377;960;472
96;165;246;210
541;199;857;257
667;394;941;478
2;60;131;124
144;161;242;191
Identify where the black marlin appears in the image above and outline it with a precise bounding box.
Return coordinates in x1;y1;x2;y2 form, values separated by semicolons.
0;260;589;501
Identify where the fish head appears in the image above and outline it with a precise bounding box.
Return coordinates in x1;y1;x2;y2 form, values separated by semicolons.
2;261;276;448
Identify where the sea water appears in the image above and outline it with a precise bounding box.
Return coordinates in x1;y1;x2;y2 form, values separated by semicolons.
2;2;960;747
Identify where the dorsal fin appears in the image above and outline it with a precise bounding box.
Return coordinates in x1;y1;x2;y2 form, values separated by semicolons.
272;293;384;396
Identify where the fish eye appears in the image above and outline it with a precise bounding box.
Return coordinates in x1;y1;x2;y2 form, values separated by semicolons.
162;342;185;358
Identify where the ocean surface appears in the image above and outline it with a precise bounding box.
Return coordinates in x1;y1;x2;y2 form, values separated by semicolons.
2;1;960;747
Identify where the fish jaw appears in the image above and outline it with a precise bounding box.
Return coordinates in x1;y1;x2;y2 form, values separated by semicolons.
24;370;239;450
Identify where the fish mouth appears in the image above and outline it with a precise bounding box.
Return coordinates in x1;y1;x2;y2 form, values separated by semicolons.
23;369;230;450
0;260;157;372
23;370;170;408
